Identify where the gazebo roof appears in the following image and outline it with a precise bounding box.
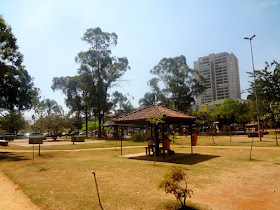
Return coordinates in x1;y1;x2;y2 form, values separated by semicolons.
114;104;196;124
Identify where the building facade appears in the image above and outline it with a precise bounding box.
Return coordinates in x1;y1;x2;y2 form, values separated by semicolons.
194;52;241;106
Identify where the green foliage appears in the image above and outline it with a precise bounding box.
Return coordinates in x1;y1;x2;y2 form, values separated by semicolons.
131;130;150;142
248;60;280;104
35;99;63;117
146;114;165;125
32;114;79;134
146;55;205;111
195;109;217;133
0;16;39;111
82;121;98;131
0;110;26;134
52;27;129;137
158;167;193;209
139;92;157;108
111;91;134;117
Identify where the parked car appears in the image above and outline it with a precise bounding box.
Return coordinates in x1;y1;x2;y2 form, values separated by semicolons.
16;133;28;139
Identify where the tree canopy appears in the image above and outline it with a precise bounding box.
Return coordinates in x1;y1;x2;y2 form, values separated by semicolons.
0;15;39;111
143;55;205;112
52;27;130;137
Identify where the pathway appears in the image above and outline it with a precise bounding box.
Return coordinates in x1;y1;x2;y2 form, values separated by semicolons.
0;170;39;210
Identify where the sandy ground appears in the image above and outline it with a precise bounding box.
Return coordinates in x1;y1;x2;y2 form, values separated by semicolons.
0;171;40;210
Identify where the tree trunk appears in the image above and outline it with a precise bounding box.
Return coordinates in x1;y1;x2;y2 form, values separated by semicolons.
98;114;102;138
85;104;88;136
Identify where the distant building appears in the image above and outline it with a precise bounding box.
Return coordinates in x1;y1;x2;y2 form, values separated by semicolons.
194;52;241;106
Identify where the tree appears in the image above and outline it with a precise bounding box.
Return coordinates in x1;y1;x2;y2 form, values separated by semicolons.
149;55;205;112
216;99;240;140
51;76;88;134
236;102;251;133
158;167;193;209
32;113;70;139
111;91;133;117
35;99;63;117
195;109;217;143
248;60;280;104
139;92;158;108
261;101;280;145
0;15;39;111
75;27;130;137
0;110;26;134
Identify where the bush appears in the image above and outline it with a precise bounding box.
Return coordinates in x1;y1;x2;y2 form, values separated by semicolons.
158;167;193;209
131;130;150;142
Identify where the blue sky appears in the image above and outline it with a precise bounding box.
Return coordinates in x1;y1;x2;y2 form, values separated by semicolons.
1;0;280;117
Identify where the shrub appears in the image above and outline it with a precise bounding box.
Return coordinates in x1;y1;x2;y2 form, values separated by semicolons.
131;130;150;142
158;167;193;209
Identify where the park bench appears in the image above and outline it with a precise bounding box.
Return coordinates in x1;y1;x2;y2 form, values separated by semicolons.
0;140;8;146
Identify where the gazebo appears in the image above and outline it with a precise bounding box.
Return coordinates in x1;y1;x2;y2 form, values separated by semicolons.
114;104;197;157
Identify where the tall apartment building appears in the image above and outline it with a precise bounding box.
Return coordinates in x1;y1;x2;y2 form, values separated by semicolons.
194;52;241;106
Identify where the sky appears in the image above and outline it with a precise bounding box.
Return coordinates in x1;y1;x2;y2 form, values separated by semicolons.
1;0;280;119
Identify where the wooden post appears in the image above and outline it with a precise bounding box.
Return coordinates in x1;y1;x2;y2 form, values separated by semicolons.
92;171;103;210
154;125;160;156
190;125;193;155
121;124;123;156
161;125;165;159
39;144;41;156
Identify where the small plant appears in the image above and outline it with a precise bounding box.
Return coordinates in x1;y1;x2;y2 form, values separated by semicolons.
158;167;193;209
131;130;150;142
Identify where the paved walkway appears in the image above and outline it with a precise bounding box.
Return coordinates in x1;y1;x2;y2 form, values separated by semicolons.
0;171;39;210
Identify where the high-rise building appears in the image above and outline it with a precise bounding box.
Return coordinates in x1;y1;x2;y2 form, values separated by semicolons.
194;52;241;106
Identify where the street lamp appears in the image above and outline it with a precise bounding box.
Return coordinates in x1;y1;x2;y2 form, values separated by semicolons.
244;34;262;141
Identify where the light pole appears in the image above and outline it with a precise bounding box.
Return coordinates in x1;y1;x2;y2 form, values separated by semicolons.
244;35;262;141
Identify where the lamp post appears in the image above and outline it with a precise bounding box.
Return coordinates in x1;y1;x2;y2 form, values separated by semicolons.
244;35;262;141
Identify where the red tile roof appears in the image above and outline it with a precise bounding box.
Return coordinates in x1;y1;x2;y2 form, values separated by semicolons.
114;104;196;124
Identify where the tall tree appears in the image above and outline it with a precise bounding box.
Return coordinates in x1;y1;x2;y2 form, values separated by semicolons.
52;76;89;134
75;27;130;137
149;55;205;112
0;15;39;111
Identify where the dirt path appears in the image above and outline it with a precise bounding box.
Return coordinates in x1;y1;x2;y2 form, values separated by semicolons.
1;144;280;154
0;170;40;210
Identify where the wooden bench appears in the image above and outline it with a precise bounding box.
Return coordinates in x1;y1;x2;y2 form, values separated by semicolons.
0;140;8;146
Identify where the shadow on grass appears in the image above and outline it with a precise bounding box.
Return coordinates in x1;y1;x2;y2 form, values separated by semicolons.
128;153;220;165
0;152;29;162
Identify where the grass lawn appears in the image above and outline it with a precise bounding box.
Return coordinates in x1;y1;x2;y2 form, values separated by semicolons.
1;137;280;209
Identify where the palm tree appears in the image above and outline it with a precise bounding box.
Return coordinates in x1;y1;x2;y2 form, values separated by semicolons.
36;99;63;116
139;92;157;108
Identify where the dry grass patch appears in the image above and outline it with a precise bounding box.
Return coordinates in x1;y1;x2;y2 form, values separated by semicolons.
2;145;280;209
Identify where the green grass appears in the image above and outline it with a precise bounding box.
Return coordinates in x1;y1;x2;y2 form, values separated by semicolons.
1;141;280;210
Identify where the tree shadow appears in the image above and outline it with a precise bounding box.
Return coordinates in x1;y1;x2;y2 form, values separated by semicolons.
128;153;220;165
0;152;29;162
